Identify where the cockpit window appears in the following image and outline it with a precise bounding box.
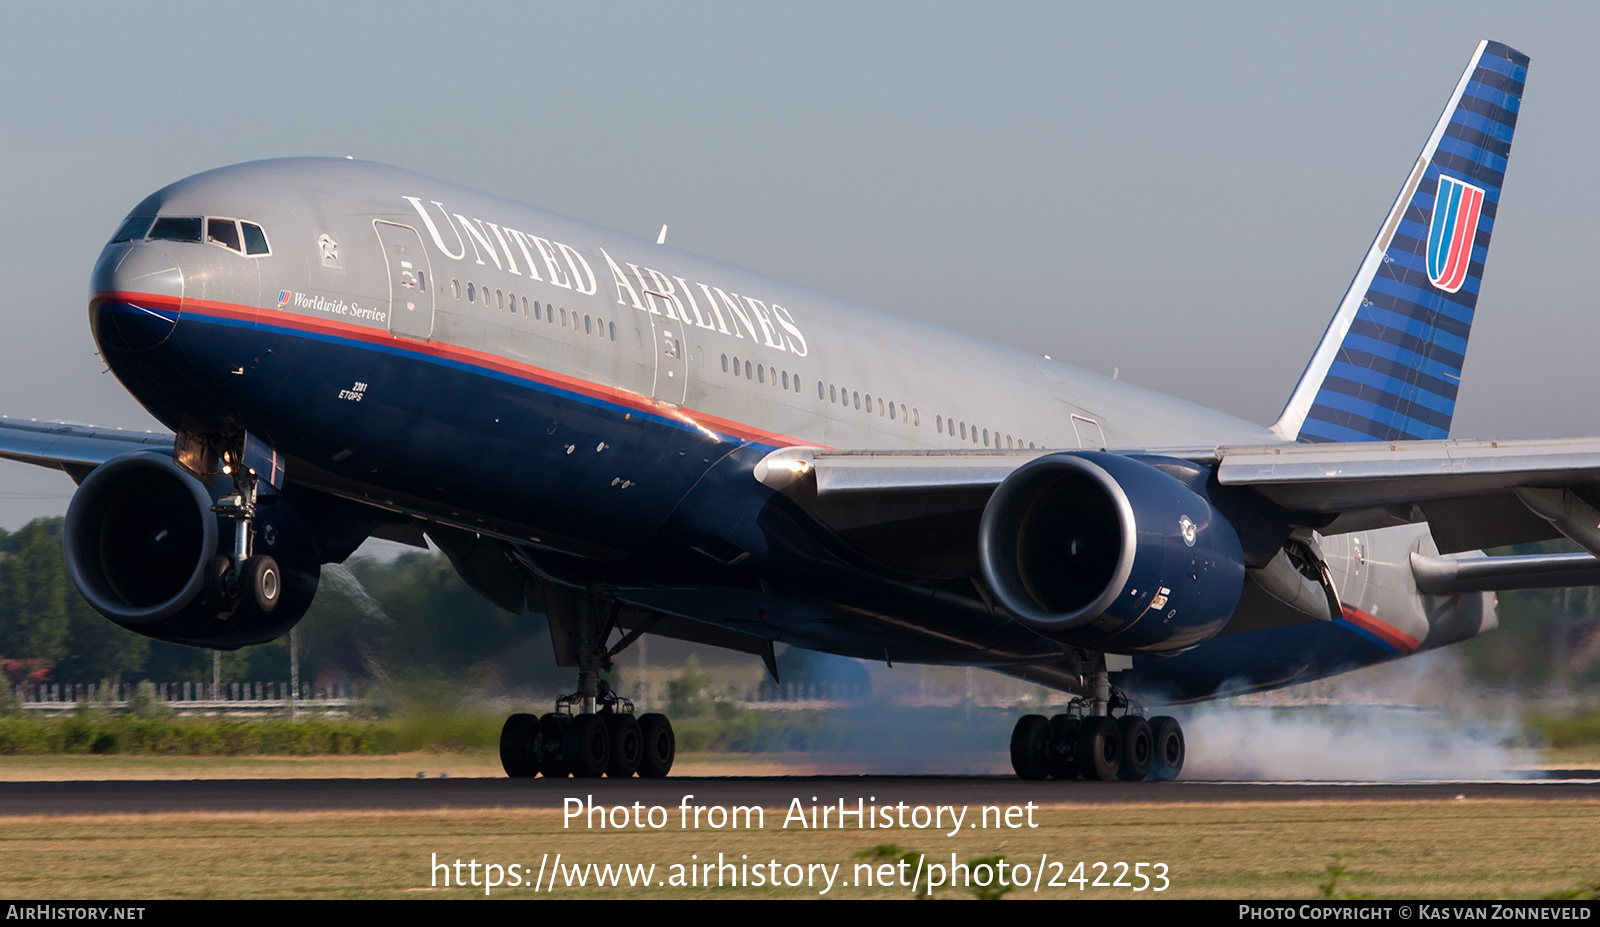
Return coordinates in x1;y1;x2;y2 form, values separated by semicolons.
149;217;203;242
207;218;242;252
110;216;154;243
240;222;270;255
120;215;271;256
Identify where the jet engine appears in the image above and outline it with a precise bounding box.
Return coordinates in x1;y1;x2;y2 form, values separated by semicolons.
63;452;320;648
978;452;1246;655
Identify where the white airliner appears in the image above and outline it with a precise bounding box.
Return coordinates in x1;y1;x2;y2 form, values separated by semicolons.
1;39;1585;782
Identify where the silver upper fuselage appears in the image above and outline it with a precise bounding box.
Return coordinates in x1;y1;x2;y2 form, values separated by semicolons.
94;157;1279;480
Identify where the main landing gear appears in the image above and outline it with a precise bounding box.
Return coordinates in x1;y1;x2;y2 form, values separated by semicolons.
1010;677;1184;783
498;589;675;779
500;681;676;779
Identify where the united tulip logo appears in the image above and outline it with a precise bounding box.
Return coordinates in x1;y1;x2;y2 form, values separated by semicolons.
1426;176;1485;293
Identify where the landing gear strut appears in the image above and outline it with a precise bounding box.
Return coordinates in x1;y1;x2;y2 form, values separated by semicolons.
1010;673;1183;782
205;440;281;616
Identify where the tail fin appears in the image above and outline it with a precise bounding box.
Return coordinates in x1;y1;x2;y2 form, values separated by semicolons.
1273;40;1528;443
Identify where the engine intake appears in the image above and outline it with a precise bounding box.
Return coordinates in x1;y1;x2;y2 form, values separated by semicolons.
978;452;1246;654
64;452;320;648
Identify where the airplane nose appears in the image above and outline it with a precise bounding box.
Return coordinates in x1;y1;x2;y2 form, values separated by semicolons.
89;241;184;353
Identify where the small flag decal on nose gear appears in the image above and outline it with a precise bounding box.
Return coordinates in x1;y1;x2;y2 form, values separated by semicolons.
1427;176;1485;293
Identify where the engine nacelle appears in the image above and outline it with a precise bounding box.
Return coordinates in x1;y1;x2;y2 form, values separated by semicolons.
978;452;1246;655
63;452;320;649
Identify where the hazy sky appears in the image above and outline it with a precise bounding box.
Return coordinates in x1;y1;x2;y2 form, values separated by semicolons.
2;2;1596;528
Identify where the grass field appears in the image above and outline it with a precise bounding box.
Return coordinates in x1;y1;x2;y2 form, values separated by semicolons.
1;800;1596;899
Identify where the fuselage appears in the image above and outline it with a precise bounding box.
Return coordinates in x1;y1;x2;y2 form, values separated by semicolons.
89;157;1440;698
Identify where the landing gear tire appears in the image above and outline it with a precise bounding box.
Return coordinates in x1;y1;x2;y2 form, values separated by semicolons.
1116;716;1154;782
566;714;610;778
1148;716;1185;782
538;713;571;778
499;713;541;778
606;712;642;778
203;555;237;605
241;554;281;613
638;713;675;778
1010;714;1052;780
1048;714;1081;780
1077;715;1122;781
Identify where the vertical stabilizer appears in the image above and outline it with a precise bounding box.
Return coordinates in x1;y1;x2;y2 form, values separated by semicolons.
1273;41;1528;443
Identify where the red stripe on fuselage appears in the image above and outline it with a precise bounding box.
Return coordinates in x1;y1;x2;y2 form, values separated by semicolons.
1339;604;1421;653
92;290;824;450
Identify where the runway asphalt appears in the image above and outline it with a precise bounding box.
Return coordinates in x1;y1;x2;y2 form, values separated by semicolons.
4;774;1600;816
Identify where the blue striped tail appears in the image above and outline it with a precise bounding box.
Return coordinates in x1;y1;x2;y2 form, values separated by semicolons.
1274;40;1528;443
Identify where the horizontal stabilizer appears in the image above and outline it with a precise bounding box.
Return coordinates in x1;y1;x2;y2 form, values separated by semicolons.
1411;551;1600;594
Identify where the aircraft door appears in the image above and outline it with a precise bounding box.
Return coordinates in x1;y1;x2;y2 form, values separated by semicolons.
374;221;435;341
1322;533;1369;608
1071;414;1106;449
644;292;689;406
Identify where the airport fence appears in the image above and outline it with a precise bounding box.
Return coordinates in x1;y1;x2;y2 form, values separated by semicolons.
12;681;361;715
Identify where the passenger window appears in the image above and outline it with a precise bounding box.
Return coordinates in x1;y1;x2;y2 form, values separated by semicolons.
721;354;729;373
497;289;504;310
818;382;825;400
206;218;242;252
757;364;765;384
959;422;966;439
745;361;752;379
781;371;789;390
149;217;202;242
853;391;860;410
829;385;837;403
584;315;592;334
451;278;461;300
522;297;529;316
110;216;153;243
240;222;270;255
889;403;896;421
609;322;616;341
912;408;919;427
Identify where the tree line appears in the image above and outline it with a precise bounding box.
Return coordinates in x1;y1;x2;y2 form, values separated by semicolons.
0;518;565;695
1;516;1597;696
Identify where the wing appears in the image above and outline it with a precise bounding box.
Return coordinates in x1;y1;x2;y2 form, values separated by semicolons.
0;416;175;483
755;437;1600;591
1214;436;1600;552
